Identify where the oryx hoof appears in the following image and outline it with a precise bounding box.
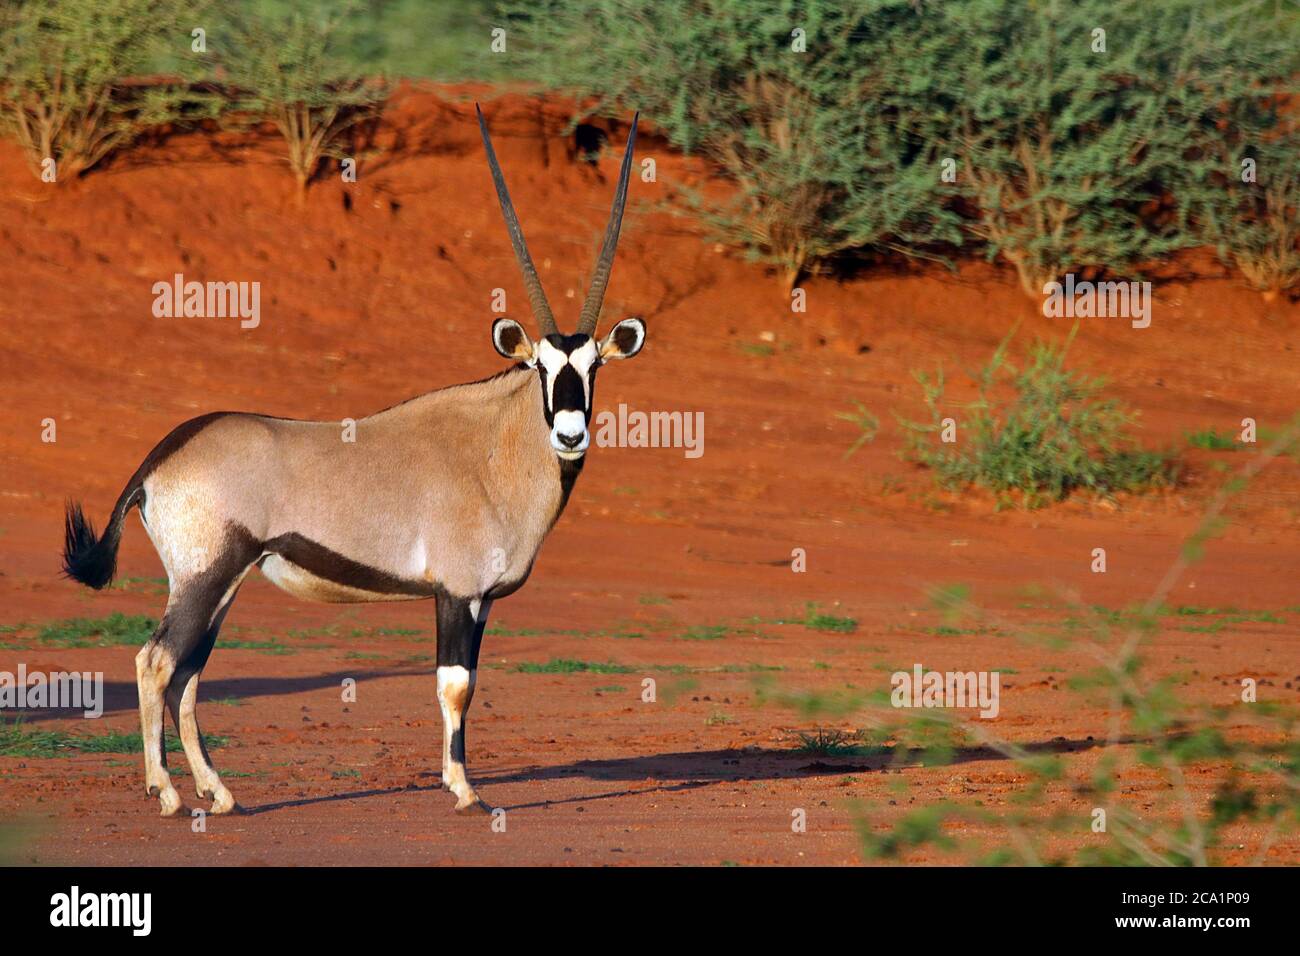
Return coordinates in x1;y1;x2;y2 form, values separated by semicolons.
454;796;493;816
157;786;185;817
209;789;240;815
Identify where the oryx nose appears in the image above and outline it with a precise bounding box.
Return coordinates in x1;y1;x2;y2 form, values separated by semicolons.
556;431;584;449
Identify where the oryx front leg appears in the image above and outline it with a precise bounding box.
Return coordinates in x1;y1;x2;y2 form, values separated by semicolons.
436;595;492;814
437;665;480;810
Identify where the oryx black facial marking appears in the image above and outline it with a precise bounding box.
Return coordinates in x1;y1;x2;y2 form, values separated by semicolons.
535;333;602;459
59;103;645;819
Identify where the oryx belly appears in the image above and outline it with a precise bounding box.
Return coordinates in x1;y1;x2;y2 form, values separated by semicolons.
258;552;424;603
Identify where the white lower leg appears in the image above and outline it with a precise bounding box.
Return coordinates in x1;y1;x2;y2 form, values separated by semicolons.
437;665;480;808
136;644;182;816
175;673;235;813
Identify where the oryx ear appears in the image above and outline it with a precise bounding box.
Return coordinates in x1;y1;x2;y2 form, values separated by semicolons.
492;318;536;364
598;317;645;361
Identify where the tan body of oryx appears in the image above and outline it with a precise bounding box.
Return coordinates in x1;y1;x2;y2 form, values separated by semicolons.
149;369;564;605
62;104;645;816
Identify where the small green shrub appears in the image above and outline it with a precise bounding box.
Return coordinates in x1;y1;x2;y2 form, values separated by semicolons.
0;0;215;181
793;727;884;757
801;604;857;634
837;401;879;459
1186;429;1242;451
1195;133;1300;295
900;327;1175;507
215;1;388;197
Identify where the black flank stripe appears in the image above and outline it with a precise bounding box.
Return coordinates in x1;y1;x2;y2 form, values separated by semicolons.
261;531;438;597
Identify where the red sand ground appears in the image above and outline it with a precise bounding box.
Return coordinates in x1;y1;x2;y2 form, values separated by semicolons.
1;87;1297;865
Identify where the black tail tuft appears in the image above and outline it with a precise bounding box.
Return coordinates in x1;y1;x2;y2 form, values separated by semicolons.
62;500;120;590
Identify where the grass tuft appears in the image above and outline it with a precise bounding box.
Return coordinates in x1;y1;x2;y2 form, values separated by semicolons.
34;613;155;648
900;327;1176;508
512;658;637;675
793;727;885;757
1185;428;1242;451
0;718;225;758
798;603;858;634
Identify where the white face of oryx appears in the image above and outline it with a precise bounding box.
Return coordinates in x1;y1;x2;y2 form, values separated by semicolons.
537;338;599;458
491;316;646;461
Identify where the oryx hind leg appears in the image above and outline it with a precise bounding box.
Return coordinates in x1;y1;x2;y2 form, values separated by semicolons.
137;523;260;817
136;623;184;817
164;578;249;815
436;595;493;814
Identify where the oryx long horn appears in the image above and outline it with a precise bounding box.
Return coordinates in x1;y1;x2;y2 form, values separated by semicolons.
476;103;559;338
576;113;639;337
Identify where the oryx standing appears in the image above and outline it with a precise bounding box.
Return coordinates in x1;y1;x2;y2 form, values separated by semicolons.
61;105;645;815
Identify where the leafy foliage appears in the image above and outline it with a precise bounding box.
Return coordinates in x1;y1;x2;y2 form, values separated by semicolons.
923;0;1299;294
1;0;1294;285
851;624;1300;867
228;0;514;81
0;0;215;180
837;400;879;459
1194;132;1300;295
793;727;885;757
900;326;1175;507
214;1;388;196
800;603;857;634
502;0;962;290
1185;428;1243;452
504;0;1299;296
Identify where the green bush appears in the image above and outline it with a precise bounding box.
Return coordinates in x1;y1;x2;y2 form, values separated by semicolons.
1176;0;1300;296
3;0;1294;291
1194;132;1300;295
502;0;1299;296
921;0;1299;295
0;0;215;181
900;327;1176;507
502;0;962;291
226;0;510;81
214;1;388;197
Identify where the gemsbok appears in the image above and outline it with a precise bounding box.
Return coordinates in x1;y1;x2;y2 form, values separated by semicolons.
61;105;645;816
